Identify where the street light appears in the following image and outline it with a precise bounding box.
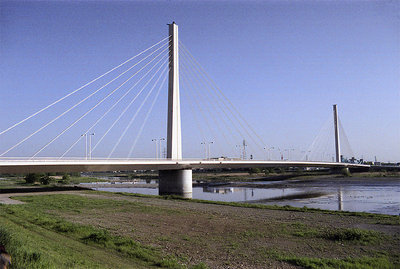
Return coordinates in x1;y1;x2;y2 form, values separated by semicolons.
284;148;295;160
81;133;87;160
152;139;159;159
235;145;242;160
89;133;95;160
306;151;311;161
200;142;213;160
201;142;207;160
276;147;283;160
263;146;274;160
159;138;165;159
208;142;214;160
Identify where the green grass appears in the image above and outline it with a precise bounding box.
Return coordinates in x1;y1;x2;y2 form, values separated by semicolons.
319;228;382;244
288;223;383;245
0;194;216;268
15;194;185;216
0;177;26;188
266;249;394;269
284;255;393;269
0;205;184;268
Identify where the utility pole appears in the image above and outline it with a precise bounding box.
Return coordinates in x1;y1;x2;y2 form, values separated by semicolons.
333;104;341;163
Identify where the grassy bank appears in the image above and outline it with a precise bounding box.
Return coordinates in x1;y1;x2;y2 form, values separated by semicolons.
0;194;205;268
1;191;399;268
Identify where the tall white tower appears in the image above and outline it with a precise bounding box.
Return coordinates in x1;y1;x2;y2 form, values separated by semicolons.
159;22;192;198
167;22;182;160
333;104;341;163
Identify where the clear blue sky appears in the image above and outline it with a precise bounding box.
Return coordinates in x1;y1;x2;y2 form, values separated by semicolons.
1;0;399;162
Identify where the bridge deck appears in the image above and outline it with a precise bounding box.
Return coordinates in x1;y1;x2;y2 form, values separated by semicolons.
0;159;369;173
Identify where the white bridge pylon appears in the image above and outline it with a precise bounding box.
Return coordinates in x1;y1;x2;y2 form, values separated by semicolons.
167;22;182;160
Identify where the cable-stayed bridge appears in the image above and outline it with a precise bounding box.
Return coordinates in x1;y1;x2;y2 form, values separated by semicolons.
0;23;368;197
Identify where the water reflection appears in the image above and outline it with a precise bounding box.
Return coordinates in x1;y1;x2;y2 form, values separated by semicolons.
338;187;343;211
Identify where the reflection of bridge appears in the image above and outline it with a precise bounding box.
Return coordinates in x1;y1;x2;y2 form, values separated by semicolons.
0;23;368;197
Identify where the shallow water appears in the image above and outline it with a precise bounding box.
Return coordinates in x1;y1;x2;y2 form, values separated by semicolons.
92;177;400;215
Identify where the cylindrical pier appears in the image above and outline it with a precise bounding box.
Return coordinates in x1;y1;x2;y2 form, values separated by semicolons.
159;169;192;198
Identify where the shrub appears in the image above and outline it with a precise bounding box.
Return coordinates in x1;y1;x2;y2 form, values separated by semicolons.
40;175;52;185
249;168;261;175
24;173;40;184
60;174;70;184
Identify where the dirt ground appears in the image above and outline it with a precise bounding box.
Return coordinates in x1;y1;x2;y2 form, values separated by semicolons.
54;191;400;269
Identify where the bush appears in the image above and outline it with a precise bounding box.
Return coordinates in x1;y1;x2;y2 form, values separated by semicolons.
60;174;70;184
249;168;261;175
40;175;52;185
24;173;40;184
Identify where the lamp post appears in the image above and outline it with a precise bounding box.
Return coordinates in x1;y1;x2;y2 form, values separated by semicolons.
306;150;311;161
208;142;214;160
264;147;274;160
88;133;95;160
159;138;165;159
152;139;159;159
285;148;295;160
236;145;242;160
201;142;207;160
81;133;87;160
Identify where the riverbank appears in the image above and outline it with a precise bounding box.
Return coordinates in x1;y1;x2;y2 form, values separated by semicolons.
0;190;399;268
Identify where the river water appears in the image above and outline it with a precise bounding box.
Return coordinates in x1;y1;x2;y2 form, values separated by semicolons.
89;177;400;215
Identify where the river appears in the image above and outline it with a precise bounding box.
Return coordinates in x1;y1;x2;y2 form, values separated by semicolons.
85;176;400;215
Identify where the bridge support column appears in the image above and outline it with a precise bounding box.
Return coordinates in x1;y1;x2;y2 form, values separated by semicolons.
331;167;351;176
159;169;192;198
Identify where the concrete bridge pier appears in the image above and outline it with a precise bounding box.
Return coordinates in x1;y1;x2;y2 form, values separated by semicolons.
158;169;192;198
331;167;351;176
